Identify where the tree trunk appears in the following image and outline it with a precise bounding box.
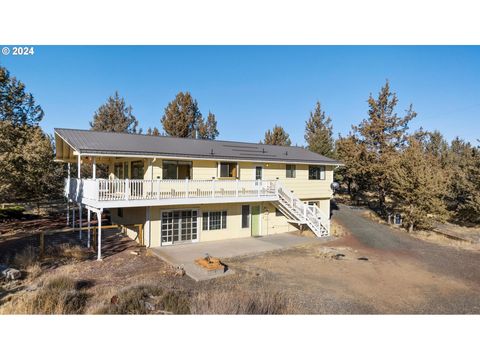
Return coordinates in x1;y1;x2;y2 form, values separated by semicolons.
408;223;414;233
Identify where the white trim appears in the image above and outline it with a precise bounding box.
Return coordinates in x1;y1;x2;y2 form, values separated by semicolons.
79;195;278;209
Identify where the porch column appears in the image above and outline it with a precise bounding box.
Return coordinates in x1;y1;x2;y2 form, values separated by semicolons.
92;157;96;179
87;209;91;248
77;154;81;179
145;207;151;247
97;210;103;260
72;205;75;229
67;163;71;226
79;203;82;240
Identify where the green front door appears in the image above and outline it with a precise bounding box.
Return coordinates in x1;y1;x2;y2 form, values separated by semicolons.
251;205;260;237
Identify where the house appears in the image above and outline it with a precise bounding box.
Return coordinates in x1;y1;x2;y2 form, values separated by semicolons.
54;128;341;260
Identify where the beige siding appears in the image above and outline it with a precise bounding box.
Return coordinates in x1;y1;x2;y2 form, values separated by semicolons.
192;160;217;180
111;202;299;246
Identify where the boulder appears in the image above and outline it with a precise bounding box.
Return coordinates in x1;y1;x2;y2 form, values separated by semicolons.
2;268;22;281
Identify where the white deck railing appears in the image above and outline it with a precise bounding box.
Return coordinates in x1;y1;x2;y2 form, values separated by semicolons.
65;178;277;203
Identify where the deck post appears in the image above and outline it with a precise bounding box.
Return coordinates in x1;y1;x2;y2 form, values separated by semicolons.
77;154;81;179
92;157;96;179
72;205;75;229
185;178;189;198
66;201;70;226
87;208;91;248
79;203;82;240
157;179;160;200
212;179;216;198
236;179;239;197
125;179;130;200
97;210;103;261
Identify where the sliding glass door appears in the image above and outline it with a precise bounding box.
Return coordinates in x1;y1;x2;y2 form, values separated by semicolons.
161;210;198;245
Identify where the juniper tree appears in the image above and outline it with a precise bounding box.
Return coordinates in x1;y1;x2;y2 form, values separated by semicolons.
352;80;417;214
198;112;219;140
146;127;161;136
90;91;139;133
304;101;334;157
390;135;449;232
1;66;44;203
161;92;202;138
263;125;292;146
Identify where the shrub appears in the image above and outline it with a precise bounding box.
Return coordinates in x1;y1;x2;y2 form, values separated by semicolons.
97;284;164;315
5;276;90;314
0;206;25;220
13;245;39;269
160;291;190;314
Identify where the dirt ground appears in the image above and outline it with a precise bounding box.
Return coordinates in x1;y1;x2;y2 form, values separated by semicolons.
1;207;480;314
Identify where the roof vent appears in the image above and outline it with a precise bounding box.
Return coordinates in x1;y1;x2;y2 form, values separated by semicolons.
285;151;288;156
210;149;214;156
262;148;265;153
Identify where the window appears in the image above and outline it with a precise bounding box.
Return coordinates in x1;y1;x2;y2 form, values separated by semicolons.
203;211;227;230
131;161;144;179
124;162;129;178
309;165;326;180
220;162;237;178
163;160;192;179
114;162;124;179
242;205;250;228
117;208;123;217
255;166;262;180
161;210;198;244
286;164;296;178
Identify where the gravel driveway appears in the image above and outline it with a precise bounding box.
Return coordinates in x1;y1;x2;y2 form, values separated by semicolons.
332;204;480;287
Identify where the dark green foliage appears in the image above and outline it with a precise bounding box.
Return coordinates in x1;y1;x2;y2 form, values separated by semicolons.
305;101;334;157
263;125;292;146
90;91;139;133
161;92;219;139
0;206;25;220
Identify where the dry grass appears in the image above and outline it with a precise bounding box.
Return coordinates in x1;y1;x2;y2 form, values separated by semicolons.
94;284;190;315
13;245;39;269
190;290;294;314
0;275;89;314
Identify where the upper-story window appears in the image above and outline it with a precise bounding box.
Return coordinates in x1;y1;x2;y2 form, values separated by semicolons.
309;165;326;180
114;162;124;179
163;160;192;179
286;164;296;178
131;161;144;179
220;162;237;178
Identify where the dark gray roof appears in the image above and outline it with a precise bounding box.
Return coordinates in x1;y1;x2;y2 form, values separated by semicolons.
55;128;341;165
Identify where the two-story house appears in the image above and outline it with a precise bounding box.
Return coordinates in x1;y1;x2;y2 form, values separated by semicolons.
55;128;341;260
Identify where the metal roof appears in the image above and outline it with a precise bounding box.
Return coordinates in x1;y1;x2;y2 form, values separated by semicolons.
55;128;342;165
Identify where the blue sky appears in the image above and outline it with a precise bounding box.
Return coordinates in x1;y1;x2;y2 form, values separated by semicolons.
1;46;479;145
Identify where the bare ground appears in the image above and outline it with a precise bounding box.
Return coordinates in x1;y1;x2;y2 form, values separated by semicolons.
1;207;480;314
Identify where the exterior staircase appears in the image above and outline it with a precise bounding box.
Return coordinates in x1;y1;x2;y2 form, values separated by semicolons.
274;182;330;237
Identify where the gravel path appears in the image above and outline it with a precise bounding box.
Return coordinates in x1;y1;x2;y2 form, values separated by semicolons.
332;204;480;287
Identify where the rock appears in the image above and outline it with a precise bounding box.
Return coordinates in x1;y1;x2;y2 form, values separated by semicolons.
333;253;345;260
174;267;185;277
144;301;155;311
0;263;8;274
2;268;22;281
129;251;139;256
110;295;119;304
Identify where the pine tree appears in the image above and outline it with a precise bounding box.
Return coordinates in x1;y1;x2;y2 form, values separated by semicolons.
20;127;65;209
1;66;44;203
352;80;417;214
90;91;139;133
161;91;202;138
304;101;334;157
198;112;219;140
146;127;161;136
390;135;449;232
263;125;292;146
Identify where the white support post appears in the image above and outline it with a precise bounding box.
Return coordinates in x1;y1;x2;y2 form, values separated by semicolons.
212;179;216;198
66;201;70;226
77;154;81;179
72;206;76;229
87;209;91;248
92;157;96;179
79;203;82;240
97;210;103;261
235;179;239;197
258;181;261;197
303;204;307;220
157;179;160;200
125;178;130;200
185;179;189;198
